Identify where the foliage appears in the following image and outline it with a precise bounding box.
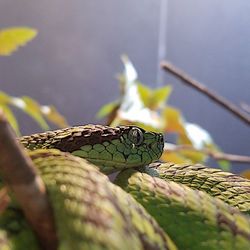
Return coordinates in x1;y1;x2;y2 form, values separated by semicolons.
0;27;37;56
97;55;230;170
0;27;68;135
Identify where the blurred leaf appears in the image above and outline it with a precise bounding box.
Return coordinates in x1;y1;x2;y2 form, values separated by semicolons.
150;85;172;109
0;91;11;105
180;149;207;163
184;123;213;149
137;84;172;110
41;105;69;128
137;83;151;106
0;105;20;135
18;96;49;130
217;160;231;172
161;151;192;164
96;101;119;119
121;54;137;82
240;170;250;180
163;106;186;134
0;27;37;56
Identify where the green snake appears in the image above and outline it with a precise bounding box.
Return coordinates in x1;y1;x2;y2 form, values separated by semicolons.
0;124;250;250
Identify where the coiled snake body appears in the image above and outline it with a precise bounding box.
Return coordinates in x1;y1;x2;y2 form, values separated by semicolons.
0;124;250;249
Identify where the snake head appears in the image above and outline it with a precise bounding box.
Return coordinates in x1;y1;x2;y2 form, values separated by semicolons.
70;125;164;174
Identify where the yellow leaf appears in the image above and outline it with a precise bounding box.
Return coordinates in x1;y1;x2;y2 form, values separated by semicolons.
41;105;69;128
0;27;37;56
161;151;192;164
163;106;186;134
240;170;250;180
180;149;207;163
0;91;11;105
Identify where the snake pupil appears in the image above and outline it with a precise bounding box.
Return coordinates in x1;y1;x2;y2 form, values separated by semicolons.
128;127;144;145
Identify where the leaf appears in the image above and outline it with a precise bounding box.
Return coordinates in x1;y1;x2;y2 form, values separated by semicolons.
137;83;151;106
12;96;49;130
184;123;213;149
121;54;138;82
217;160;231;172
163;106;186;135
96;101;119;119
0;91;11;105
161;151;192;164
150;85;172;110
0;105;20;135
41;105;69;128
0;27;37;56
137;84;172;110
179;149;207;163
240;170;250;180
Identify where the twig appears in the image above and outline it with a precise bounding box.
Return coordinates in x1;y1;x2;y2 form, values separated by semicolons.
164;143;250;164
0;110;57;250
161;61;250;126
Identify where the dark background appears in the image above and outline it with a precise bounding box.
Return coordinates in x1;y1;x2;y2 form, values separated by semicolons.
0;1;249;170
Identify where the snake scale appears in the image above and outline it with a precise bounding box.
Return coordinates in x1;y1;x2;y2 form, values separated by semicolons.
0;124;249;249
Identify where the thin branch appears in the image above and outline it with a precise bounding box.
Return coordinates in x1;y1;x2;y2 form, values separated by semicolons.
0;110;57;250
164;143;250;164
161;61;250;126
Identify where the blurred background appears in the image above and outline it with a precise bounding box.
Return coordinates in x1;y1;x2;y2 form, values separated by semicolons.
0;0;249;167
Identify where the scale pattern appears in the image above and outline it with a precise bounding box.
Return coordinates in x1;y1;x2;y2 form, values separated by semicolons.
0;149;176;250
115;169;250;250
20;125;164;174
144;163;250;213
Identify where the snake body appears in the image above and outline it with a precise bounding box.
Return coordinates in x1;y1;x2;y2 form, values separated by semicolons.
0;124;250;249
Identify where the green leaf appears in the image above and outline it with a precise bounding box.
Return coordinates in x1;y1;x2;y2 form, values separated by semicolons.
137;83;151;106
0;105;20;135
0;27;37;56
14;96;49;130
41;105;69;128
137;84;172;110
150;85;172;109
217;160;232;172
96;101;119;119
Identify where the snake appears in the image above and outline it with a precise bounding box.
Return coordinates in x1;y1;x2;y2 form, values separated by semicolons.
0;124;249;250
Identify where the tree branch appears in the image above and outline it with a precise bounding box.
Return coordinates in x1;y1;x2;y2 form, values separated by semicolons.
161;61;250;126
164;143;250;164
0;110;57;250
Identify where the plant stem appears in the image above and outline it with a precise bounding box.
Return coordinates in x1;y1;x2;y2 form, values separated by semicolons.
164;143;250;164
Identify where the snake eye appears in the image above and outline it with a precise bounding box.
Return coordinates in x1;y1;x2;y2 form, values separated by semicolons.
128;127;144;145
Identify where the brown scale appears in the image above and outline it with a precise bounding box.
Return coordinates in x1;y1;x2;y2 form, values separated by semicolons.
20;124;137;153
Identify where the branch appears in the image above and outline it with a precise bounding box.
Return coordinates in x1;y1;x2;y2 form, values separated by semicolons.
161;61;250;126
164;143;250;164
0;110;57;250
